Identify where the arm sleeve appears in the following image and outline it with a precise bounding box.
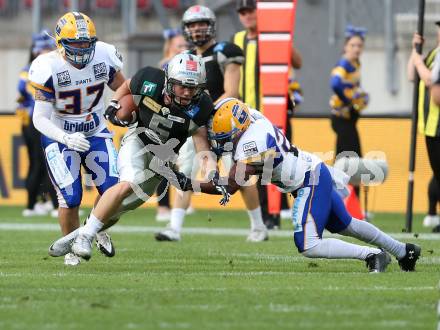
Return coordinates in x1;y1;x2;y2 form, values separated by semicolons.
33;100;66;143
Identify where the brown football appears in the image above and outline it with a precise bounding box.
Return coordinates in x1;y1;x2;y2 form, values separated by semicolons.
116;94;139;123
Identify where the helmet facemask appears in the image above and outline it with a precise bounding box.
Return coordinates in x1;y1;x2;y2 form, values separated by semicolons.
61;37;97;68
183;20;215;47
164;53;206;109
181;5;216;47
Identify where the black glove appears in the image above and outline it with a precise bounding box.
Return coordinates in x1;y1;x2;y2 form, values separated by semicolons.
211;172;231;206
173;170;193;191
104;100;130;127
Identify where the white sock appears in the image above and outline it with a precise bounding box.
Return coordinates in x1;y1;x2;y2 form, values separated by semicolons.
170;208;186;233
341;218;406;259
79;213;104;238
302;238;381;260
247;206;265;230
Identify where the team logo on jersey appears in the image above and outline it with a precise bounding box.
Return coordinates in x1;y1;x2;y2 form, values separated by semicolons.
93;62;107;80
141;81;157;96
57;70;71;87
161;107;170;116
243;141;258;157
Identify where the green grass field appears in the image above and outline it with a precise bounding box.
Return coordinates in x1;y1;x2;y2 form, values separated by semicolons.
0;206;438;330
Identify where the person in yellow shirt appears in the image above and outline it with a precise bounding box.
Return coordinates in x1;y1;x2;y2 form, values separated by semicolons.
409;24;440;230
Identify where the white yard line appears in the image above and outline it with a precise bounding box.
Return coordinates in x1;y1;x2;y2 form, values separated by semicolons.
0;222;439;240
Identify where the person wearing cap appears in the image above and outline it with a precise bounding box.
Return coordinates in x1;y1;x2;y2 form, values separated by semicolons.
233;0;303;228
16;30;59;217
409;24;440;231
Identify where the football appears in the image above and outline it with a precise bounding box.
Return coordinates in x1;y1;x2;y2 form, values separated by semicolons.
116;94;139;123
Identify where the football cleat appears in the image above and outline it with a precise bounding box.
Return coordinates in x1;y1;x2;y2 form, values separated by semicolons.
246;227;269;242
154;229;181;242
422;215;440;228
64;253;81;266
398;243;421;272
72;233;94;260
95;231;115;257
365;250;391;273
48;228;79;257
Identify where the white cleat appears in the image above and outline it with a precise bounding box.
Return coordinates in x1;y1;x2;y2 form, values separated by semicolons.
72;233;94;260
95;231;115;257
423;215;440;227
246;226;269;242
48;229;79;257
154;229;181;242
64;253;81;266
22;207;48;217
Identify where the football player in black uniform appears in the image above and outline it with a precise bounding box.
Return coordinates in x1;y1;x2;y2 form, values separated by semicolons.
49;53;226;260
155;5;268;242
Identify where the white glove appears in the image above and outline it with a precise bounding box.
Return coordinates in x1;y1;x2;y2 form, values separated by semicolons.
63;133;90;152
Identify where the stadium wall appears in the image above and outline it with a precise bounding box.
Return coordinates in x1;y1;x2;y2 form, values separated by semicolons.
0;115;431;214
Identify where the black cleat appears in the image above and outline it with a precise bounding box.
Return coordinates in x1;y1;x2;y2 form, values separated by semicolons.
365;250;391;273
398;243;421;272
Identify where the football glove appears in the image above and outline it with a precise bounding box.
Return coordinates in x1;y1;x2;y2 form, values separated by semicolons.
63;132;90;152
211;172;231;206
104;100;130;127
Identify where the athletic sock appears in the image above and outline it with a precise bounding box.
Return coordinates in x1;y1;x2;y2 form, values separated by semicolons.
170;208;186;233
247;206;265;230
341;218;406;259
302;238;381;260
79;213;104;238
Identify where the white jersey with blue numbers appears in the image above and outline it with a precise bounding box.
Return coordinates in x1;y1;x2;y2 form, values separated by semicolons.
28;41;123;137
234;109;322;193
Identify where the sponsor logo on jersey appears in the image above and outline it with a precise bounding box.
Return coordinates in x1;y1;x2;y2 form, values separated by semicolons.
185;104;200;118
167;114;185;123
142;96;161;113
161;107;170;115
63;113;100;133
57;70;71;87
141;81;157;97
186;60;198;72
243;141;258;157
93;62;107;80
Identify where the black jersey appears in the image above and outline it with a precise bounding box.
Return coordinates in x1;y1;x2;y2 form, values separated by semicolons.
190;41;244;102
129;66;214;152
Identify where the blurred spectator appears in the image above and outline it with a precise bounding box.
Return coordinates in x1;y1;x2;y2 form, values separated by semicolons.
158;28;188;69
16;30;59;217
330;25;369;198
409;25;440;230
233;0;302;228
155;28;188;222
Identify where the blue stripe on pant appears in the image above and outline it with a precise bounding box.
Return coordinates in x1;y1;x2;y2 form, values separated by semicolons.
41;129;119;208
293;164;352;253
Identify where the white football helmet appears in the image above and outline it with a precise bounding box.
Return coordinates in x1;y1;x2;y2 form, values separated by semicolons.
182;5;216;46
165;53;206;106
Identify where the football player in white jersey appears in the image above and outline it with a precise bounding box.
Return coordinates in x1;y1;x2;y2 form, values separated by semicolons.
29;12;125;266
170;98;421;272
